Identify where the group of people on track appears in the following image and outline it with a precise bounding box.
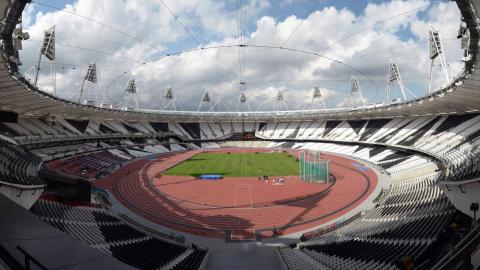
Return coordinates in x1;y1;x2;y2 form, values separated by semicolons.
258;175;285;185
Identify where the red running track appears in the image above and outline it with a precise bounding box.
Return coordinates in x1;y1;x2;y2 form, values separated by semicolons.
94;149;378;240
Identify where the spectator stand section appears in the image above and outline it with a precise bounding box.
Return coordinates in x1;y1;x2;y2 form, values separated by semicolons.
30;198;209;270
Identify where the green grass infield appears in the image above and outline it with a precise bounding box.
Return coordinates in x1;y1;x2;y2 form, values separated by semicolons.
164;152;299;177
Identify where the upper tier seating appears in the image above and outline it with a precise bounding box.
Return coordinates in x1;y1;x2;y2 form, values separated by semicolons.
255;114;480;182
0;139;44;186
10;114;479;183
3;115;472;183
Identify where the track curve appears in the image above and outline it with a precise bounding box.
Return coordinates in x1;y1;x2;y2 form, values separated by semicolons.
95;149;378;239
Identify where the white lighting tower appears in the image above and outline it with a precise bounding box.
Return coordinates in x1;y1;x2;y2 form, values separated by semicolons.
161;86;179;111
73;62;98;106
427;26;449;94
458;20;471;62
119;78;139;110
386;59;407;104
34;26;56;95
306;86;327;111
347;75;365;108
197;89;213;111
235;92;251;111
273;90;289;111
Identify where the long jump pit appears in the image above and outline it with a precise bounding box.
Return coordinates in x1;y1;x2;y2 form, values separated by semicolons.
95;148;378;241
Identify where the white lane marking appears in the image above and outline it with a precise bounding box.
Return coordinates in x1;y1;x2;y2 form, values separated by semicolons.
233;184;239;208
248;184;253;208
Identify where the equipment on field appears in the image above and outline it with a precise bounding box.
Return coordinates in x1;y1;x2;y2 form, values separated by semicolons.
199;174;223;180
299;150;330;183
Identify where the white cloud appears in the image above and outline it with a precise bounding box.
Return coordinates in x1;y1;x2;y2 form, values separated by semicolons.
19;0;463;111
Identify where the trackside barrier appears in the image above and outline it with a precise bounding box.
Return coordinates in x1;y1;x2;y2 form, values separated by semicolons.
300;212;363;241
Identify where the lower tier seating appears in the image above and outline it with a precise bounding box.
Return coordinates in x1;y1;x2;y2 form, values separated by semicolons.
30;199;208;270
278;172;456;270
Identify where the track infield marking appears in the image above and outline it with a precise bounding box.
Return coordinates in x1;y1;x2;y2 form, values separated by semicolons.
234;184;253;208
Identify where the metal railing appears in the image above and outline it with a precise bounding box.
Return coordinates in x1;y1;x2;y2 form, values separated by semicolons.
432;221;480;270
0;244;48;270
17;246;48;270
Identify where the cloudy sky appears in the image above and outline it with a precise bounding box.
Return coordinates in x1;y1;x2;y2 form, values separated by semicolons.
20;0;462;111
